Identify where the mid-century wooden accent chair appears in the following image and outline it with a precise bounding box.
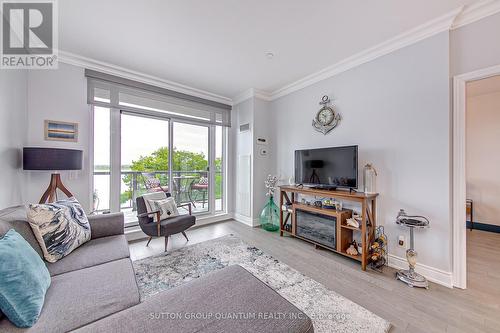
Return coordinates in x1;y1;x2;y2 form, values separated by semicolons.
136;193;195;251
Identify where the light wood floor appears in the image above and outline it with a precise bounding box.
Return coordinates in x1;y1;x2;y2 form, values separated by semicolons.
129;221;500;333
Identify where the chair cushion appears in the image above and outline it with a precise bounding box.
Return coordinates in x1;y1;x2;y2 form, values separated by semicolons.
192;183;208;190
141;215;195;237
0;230;51;328
74;265;313;333
0;258;140;333
147;197;179;222
27;197;91;263
0;206;43;258
46;235;130;276
141;192;167;213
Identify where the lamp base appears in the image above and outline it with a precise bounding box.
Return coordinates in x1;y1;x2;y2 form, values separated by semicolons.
39;173;74;204
396;269;429;289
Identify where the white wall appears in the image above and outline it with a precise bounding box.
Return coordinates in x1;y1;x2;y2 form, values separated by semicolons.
252;97;273;219
451;12;500;76
270;32;451;272
25;64;91;210
231;96;274;225
466;90;500;226
0;71;27;207
232;98;254;224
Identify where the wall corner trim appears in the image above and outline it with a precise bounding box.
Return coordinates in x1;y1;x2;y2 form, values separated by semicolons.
233;212;255;226
452;0;500;30
388;254;453;288
58;50;233;106
233;88;272;105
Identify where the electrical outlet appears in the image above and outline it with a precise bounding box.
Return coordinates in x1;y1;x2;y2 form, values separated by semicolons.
398;235;405;248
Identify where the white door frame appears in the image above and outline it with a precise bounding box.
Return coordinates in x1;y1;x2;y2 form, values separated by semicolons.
452;63;500;289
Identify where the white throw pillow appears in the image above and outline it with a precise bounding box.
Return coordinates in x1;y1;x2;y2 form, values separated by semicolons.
27;197;91;263
147;197;179;221
141;192;167;213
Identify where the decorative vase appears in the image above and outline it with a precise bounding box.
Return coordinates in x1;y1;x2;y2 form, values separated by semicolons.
260;195;280;232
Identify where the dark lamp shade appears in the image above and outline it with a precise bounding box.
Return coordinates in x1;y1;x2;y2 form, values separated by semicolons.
23;147;83;171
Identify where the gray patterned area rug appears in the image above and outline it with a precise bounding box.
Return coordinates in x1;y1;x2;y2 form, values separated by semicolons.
133;235;391;333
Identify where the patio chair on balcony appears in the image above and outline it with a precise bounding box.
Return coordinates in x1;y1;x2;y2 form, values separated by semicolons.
188;172;208;208
136;192;195;252
142;172;169;193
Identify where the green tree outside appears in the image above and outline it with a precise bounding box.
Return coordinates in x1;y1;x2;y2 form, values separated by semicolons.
120;147;222;205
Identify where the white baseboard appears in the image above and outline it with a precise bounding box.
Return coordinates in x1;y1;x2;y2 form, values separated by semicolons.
388;254;453;288
233;213;254;226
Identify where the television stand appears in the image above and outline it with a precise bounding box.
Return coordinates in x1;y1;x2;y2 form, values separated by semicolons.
309;186;337;191
278;185;378;271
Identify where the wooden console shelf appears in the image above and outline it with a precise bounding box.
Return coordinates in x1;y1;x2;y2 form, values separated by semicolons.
279;185;378;270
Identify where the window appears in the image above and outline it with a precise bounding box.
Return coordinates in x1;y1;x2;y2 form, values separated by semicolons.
92;107;110;213
88;70;230;227
92;108;227;226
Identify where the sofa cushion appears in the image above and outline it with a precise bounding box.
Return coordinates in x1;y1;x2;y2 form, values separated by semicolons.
27;197;91;263
87;213;124;239
0;258;140;333
0;230;51;328
0;206;43;258
75;265;314;333
47;235;130;276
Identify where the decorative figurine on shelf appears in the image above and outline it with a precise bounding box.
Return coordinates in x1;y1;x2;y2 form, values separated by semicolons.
395;209;430;289
260;175;280;232
346;217;360;229
322;198;335;209
346;241;359;256
369;226;388;272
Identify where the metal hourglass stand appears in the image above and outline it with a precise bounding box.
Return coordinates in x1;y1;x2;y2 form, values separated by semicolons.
395;209;430;289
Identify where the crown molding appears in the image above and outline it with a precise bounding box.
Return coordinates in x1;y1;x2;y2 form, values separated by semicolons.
232;88;272;105
452;0;500;29
269;6;464;100
60;0;500;106
58;50;233;106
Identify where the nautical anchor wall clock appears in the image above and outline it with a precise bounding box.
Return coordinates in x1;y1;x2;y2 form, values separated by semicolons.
312;95;341;135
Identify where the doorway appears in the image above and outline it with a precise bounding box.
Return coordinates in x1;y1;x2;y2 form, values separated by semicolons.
453;64;500;289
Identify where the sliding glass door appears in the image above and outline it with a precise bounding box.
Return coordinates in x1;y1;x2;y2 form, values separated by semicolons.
172;122;210;214
120;113;169;224
92;107;226;226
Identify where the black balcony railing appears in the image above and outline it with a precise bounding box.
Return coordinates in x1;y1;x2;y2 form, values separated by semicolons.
93;170;221;213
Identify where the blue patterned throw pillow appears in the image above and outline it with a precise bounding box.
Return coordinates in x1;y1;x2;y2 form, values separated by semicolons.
27;197;91;263
0;229;51;327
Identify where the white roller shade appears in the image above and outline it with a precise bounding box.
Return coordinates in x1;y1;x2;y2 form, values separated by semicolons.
86;70;231;127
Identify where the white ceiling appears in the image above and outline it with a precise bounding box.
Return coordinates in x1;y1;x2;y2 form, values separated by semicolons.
467;75;500;97
60;0;480;99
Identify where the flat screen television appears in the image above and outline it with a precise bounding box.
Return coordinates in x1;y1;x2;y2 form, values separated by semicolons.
294;145;358;189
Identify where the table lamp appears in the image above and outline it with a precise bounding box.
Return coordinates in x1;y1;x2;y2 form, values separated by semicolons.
23;147;83;203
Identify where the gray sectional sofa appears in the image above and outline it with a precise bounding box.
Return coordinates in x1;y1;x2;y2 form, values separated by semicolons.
0;205;313;333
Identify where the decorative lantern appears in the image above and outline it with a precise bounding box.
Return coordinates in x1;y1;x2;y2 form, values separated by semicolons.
363;163;377;194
